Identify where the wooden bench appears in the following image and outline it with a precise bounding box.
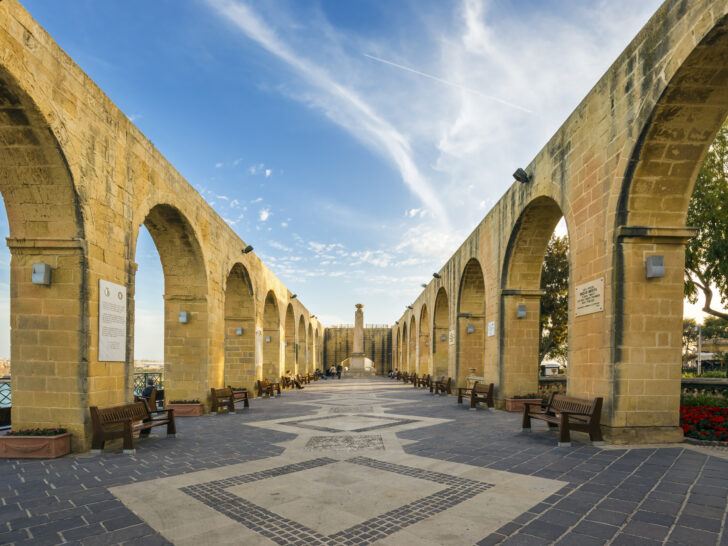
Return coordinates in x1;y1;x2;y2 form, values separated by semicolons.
522;393;604;446
90;402;175;454
431;376;452;395
457;381;495;409
257;379;281;398
409;373;418;386
416;374;430;389
210;387;236;414
227;386;250;408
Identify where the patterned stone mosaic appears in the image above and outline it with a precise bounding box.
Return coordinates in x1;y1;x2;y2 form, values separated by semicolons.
280;414;419;434
305;435;385;451
181;456;493;545
329;405;374;414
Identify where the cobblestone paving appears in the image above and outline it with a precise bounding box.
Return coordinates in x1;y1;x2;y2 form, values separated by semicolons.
1;378;727;545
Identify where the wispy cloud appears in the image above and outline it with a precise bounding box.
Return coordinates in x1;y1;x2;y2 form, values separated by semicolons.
259;208;271;222
206;0;449;225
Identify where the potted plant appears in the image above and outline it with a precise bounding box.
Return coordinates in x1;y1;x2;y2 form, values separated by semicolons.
0;428;71;458
505;393;543;413
166;399;203;417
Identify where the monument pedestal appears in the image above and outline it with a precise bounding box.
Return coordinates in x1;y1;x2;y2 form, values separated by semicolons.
345;353;376;378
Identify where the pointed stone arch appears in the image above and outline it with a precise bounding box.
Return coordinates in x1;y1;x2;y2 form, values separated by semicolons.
139;204;208;403
457;258;485;388
433;287;450;377
401;322;408;373
501;196;564;398
408;315;416;374
419;304;431;375
297;314;306;374
0;64;87;443
284;304;295;376
262;291;280;381
307;322;314;373
223;263;255;391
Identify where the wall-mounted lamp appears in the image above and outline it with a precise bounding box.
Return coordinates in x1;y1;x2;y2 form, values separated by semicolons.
179;311;189;323
645;255;665;278
32;263;52;285
395;320;399;325
458;312;472;318
421;283;427;288
242;245;254;254
407;305;413;310
466;324;475;334
513;168;531;184
284;341;288;346
425;339;429;346
265;335;271;343
432;273;441;279
440;333;447;341
290;294;297;299
516;305;527;319
236;326;243;336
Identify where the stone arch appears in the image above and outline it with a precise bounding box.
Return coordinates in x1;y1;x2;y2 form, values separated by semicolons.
401;322;408;373
139;204;208;403
419;304;431;375
284;303;295;376
457;258;485;388
500;196;565;398
433;287;450;377
262;291;280;380
223;263;255;391
408;315;417;374
297;314;306;374
313;328;319;372
307;322;314;373
0;65;88;439
609;14;728;435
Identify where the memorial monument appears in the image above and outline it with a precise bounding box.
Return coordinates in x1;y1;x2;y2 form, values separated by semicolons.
345;304;376;377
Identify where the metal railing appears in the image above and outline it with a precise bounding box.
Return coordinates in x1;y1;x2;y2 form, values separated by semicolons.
133;372;163;396
0;376;9;408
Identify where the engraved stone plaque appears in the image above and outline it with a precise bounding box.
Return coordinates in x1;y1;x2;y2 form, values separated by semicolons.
575;277;604;317
99;279;126;362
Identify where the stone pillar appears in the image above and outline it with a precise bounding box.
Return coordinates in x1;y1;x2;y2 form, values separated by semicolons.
498;289;544;405
353;304;364;355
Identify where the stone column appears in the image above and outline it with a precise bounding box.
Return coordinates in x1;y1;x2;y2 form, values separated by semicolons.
353;304;364;354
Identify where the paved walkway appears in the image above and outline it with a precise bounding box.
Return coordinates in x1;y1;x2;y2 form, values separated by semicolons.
1;378;728;545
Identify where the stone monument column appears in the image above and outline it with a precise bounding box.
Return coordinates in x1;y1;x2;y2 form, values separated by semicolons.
347;304;375;376
353;303;364;355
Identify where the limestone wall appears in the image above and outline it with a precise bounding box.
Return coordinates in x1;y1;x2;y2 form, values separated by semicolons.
324;328;392;375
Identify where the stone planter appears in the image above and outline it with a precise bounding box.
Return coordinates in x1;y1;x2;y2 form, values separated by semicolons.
505;398;541;413
167;403;204;417
0;432;71;458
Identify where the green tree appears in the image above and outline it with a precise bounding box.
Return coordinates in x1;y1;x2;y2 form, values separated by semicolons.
539;234;569;364
701;316;728;339
682;318;698;364
685;122;728;320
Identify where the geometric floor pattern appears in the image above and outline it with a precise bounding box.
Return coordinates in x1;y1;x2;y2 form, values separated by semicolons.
2;377;728;545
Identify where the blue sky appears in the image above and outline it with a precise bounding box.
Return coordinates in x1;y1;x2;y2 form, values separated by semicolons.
0;0;673;360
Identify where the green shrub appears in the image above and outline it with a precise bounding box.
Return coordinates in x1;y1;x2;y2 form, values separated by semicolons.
681;394;728;408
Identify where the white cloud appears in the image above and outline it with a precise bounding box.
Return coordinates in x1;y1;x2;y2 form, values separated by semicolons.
251;197;263;204
265;169;272;178
259;208;271;222
281;222;288;228
215;162;223;168
230;199;240;207
269;240;291;252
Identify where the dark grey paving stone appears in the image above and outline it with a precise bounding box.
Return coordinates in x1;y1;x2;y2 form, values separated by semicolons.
669;526;719;546
570;521;618;540
520;520;565;541
676;513;722;533
585;509;628;526
555;533;608;546
612;534;662;546
621;520;670;541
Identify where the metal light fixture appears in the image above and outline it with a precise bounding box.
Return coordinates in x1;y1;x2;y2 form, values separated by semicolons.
291;294;297;299
32;263;51;285
421;283;427;288
179;311;189;323
236;327;243;336
433;273;441;279
407;305;413;310
440;333;447;341
242;245;254;254
466;324;475;334
513;168;531;184
265;335;271;343
645;255;665;278
517;305;527;319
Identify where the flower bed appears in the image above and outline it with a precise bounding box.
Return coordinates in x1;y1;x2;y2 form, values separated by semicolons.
0;428;71;458
680;405;728;442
